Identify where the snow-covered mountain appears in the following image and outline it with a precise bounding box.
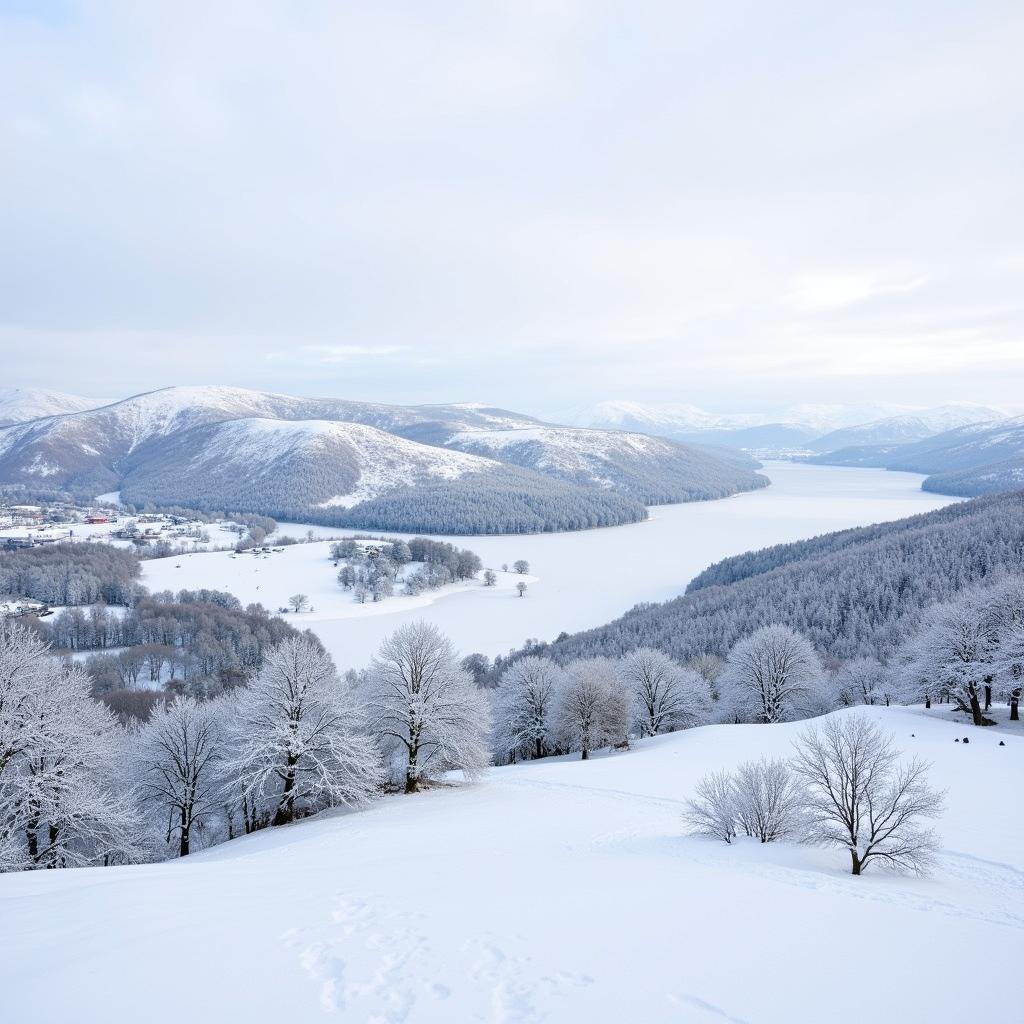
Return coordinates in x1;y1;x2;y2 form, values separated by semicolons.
807;404;1004;453
0;706;1013;1024
120;418;495;512
0;387;109;426
444;426;767;504
0;386;540;494
807;414;1024;496
0;385;769;530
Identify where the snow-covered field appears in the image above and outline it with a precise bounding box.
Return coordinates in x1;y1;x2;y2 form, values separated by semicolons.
143;462;957;671
144;544;535;620
2;705;1018;1024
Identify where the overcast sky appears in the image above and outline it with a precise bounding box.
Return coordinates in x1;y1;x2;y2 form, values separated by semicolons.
1;1;1022;417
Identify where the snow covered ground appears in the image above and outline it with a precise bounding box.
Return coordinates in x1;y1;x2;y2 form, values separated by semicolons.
1;705;1018;1024
143;463;957;672
143;543;535;621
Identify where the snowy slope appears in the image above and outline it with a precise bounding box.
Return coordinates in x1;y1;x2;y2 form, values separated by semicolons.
1;705;1019;1024
120;418;497;512
444;425;768;503
0;386;541;490
808;404;1004;453
809;415;1024;496
0;387;109;426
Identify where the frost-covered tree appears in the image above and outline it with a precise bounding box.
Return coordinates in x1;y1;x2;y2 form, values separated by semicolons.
683;770;737;844
516;582;528;598
554;657;630;760
513;560;530;574
494;656;563;761
732;757;804;843
618;648;712;736
718;625;824;724
483;569;497;587
792;715;944;876
0;623;142;871
365;622;491;792
136;696;223;857
902;594;999;725
221;637;382;826
288;593;310;613
833;657;891;707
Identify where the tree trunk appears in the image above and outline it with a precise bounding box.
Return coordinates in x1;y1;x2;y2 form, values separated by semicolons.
850;851;862;876
1011;693;1020;721
405;742;419;793
581;746;589;761
969;689;984;727
272;763;297;825
984;683;992;711
179;808;190;857
535;736;543;760
925;694;931;709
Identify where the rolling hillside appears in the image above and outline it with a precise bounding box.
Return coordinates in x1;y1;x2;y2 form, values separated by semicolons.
443;426;768;503
0;706;1017;1024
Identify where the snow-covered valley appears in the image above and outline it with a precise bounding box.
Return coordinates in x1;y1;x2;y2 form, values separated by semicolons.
1;705;1018;1024
141;462;958;671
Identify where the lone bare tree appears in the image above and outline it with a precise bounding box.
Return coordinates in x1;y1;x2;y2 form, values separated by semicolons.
791;715;944;875
483;569;497;587
289;593;309;613
516;582;527;598
513;560;530;574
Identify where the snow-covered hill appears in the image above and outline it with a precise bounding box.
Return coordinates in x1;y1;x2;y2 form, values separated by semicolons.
808;415;1024;496
444;426;768;503
120;417;497;512
1;705;1017;1024
0;386;542;493
808;404;1004;453
0;387;108;426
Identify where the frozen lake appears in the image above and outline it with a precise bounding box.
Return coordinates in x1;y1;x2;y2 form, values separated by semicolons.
143;462;957;672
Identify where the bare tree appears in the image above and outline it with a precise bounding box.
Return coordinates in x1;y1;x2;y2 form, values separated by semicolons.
554;658;630;760
288;593;310;613
791;715;944;875
483;569;497;587
136;695;222;857
683;770;737;844
365;622;491;792
516;582;527;598
718;625;824;724
513;560;530;574
618;648;711;736
732;757;804;843
494;656;563;761
222;637;382;826
903;595;998;726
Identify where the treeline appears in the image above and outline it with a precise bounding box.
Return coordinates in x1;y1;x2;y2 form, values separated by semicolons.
499;490;1024;670
0;543;141;606
42;590;301;701
316;469;649;534
126;461;649;535
0;620;489;870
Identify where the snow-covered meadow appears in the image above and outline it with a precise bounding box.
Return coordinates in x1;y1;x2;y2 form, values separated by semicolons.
1;705;1018;1024
142;462;957;671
